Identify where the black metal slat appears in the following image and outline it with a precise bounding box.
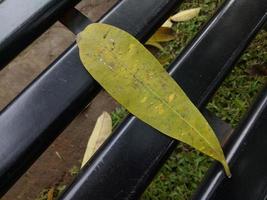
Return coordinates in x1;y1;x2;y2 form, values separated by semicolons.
193;85;267;200
58;0;267;199
0;0;182;196
0;0;81;69
59;7;91;35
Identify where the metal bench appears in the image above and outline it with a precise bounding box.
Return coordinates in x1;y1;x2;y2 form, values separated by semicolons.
0;0;266;199
0;0;81;69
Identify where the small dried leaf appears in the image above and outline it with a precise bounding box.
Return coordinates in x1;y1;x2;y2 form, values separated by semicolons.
47;187;54;200
145;27;175;50
149;27;176;42
158;54;173;66
162;19;173;28
81;111;112;167
77;23;231;177
171;7;201;22
145;41;164;51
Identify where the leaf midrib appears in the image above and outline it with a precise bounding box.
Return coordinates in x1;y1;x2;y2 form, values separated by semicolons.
87;30;219;158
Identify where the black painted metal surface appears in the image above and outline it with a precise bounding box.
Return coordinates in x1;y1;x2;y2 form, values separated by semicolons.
0;0;181;196
59;7;91;35
193;85;267;200
202;110;233;146
0;0;80;69
59;0;267;199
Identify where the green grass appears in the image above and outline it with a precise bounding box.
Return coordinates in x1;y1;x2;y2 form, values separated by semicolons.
141;144;212;200
111;107;128;128
207;31;267;127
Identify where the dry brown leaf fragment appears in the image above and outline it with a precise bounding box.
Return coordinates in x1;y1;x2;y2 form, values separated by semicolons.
145;41;164;51
158;54;173;66
162;18;173;28
81;111;112;168
145;27;176;50
47;187;55;200
170;7;201;22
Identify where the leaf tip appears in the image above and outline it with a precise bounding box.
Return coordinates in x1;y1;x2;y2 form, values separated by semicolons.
222;160;231;178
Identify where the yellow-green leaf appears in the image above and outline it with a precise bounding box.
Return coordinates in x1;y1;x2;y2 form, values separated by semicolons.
77;23;231;177
170;7;201;22
145;27;175;50
81;111;112;168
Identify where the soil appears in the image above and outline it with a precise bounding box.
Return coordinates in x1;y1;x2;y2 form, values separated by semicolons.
0;0;118;199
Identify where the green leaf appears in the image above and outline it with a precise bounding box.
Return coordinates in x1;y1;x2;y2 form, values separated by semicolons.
77;23;231;177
